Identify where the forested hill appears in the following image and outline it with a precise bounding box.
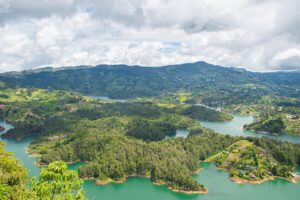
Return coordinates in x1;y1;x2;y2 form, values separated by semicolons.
0;61;299;103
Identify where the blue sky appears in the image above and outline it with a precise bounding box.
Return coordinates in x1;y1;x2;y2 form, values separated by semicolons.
0;0;300;72
159;42;181;53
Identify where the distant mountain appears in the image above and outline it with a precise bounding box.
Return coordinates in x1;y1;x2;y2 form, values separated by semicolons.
0;61;299;105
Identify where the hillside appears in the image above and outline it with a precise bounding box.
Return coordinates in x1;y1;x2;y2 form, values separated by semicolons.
0;62;299;106
206;140;295;183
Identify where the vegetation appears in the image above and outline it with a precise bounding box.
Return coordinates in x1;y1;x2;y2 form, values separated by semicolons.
0;142;28;200
0;87;232;193
31;129;237;193
31;161;85;200
206;140;294;182
1;87;300;194
30;122;300;189
224;96;300;136
0;142;85;200
0;87;230;140
0;62;299;105
244;116;286;134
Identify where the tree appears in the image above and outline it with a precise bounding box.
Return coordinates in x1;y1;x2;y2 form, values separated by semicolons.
30;161;85;200
0;142;28;200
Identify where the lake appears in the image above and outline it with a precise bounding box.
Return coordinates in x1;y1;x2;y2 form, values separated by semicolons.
200;114;300;143
1;117;300;200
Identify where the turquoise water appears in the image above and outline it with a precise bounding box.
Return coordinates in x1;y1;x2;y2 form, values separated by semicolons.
1;119;300;200
82;163;300;200
0;121;40;177
175;129;189;138
200;115;300;143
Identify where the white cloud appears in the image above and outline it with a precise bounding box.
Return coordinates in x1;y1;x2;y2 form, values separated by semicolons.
270;48;300;70
0;0;300;72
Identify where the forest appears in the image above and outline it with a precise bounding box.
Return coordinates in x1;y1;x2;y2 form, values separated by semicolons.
1;86;300;195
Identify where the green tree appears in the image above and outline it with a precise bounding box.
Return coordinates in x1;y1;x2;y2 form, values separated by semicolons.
31;161;85;200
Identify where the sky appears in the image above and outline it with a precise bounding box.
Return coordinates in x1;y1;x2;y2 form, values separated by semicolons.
0;0;300;72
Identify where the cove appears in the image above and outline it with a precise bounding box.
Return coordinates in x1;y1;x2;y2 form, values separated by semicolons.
1;120;300;200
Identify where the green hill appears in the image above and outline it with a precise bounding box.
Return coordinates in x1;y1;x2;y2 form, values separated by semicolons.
1;61;299;106
206;140;294;183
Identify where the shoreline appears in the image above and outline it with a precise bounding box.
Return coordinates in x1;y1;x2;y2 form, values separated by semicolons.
28;147;207;195
231;175;300;185
231;177;275;184
209;162;300;185
82;177;126;185
22;136;300;195
82;174;207;194
153;181;208;194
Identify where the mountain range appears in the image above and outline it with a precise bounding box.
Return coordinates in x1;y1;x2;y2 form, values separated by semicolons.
0;61;299;105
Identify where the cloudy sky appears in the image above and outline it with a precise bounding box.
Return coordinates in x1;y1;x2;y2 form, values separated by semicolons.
0;0;300;72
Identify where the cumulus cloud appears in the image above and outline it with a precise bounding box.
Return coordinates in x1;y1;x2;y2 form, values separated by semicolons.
0;0;300;72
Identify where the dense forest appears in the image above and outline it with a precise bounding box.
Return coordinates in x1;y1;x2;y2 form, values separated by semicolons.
244;116;286;134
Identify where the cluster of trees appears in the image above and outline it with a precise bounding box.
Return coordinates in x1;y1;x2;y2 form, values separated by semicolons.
31;161;85;200
173;105;232;121
126;119;176;141
249;137;300;166
35;128;237;192
244;116;286;134
0;142;28;199
207;140;295;181
75;101;233;122
0;142;85;200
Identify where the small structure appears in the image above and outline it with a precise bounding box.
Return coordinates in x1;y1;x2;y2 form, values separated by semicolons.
0;104;5;110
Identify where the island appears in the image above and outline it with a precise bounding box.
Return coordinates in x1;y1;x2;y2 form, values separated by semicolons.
243;116;286;135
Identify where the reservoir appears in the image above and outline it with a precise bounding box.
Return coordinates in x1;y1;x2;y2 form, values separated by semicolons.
200;115;300;143
1;118;300;200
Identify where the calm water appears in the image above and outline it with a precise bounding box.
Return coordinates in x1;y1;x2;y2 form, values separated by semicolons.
175;129;189;138
89;96;127;103
200;115;300;144
1;118;300;200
